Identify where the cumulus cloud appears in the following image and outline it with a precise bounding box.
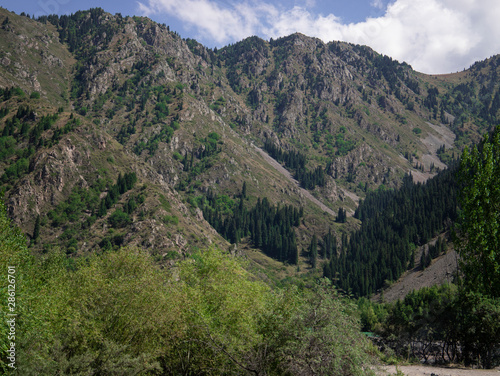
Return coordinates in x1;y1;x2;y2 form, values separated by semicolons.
137;0;263;43
137;0;500;74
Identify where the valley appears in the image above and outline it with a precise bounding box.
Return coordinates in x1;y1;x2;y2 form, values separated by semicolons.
0;6;499;374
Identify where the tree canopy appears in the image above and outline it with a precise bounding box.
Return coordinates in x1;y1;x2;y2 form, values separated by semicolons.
457;126;500;297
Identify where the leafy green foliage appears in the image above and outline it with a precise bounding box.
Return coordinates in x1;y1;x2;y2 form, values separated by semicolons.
162;214;178;226
48;184;101;226
457;126;500;297
50;117;81;144
108;209;131;228
0;105;66;186
134;120;176;155
264;139;306;170
369;284;500;368
331;131;356;156
0;157;28;183
98;172;138;218
0;203;373;375
39;8;118;57
0;136;16;160
309;234;318;268
209;96;226;112
256;279;374;376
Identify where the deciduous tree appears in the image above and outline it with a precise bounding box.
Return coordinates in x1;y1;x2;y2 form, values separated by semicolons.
457;127;500;297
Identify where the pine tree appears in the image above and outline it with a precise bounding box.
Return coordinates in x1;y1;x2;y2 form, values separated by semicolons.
98;199;107;217
336;207;346;223
241;181;247;199
33;215;40;243
309;235;318;268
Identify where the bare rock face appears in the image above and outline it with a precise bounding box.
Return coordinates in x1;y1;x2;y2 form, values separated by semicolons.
6;139;89;230
329;143;398;187
0;14;70;100
1;56;11;67
320;176;339;203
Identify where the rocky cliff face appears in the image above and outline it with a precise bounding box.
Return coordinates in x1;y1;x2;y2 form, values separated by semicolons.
0;7;497;261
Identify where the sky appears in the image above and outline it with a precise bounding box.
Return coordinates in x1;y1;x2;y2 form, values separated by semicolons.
2;0;500;74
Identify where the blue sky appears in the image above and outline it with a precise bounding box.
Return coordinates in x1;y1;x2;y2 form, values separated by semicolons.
2;0;500;74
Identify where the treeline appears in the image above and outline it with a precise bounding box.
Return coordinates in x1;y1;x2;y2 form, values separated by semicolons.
360;126;500;369
181;132;221;171
420;236;446;269
263;139;327;190
201;190;303;264
360;284;500;368
38;8;118;56
308;230;338;268
295;165;327;190
1;113;80;184
37;9;124;107
372;54;421;96
324;166;458;297
264;138;306;170
349;45;421;105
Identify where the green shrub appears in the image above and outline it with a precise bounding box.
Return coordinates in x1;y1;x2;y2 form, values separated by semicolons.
108;209;131;228
162;215;179;225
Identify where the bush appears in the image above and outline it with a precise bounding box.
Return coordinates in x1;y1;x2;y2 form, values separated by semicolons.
255;279;374;375
162;215;178;225
108;209;131;228
79;106;88;116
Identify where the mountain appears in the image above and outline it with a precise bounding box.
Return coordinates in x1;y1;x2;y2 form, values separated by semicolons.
1;7;499;287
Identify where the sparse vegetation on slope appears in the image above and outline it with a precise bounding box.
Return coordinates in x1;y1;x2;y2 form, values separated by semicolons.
1;8;500;371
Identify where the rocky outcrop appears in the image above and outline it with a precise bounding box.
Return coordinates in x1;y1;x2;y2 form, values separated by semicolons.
6;138;90;231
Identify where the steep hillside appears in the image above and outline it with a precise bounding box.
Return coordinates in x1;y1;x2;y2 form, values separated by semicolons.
0;7;498;284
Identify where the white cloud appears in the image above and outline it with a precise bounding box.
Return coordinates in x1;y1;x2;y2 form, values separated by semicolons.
371;0;384;10
137;0;500;74
137;0;262;43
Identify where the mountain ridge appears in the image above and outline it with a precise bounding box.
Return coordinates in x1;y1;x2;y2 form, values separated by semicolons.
0;7;498;287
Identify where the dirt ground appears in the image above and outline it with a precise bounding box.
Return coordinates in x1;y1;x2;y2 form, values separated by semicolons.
374;364;500;376
372;245;458;303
